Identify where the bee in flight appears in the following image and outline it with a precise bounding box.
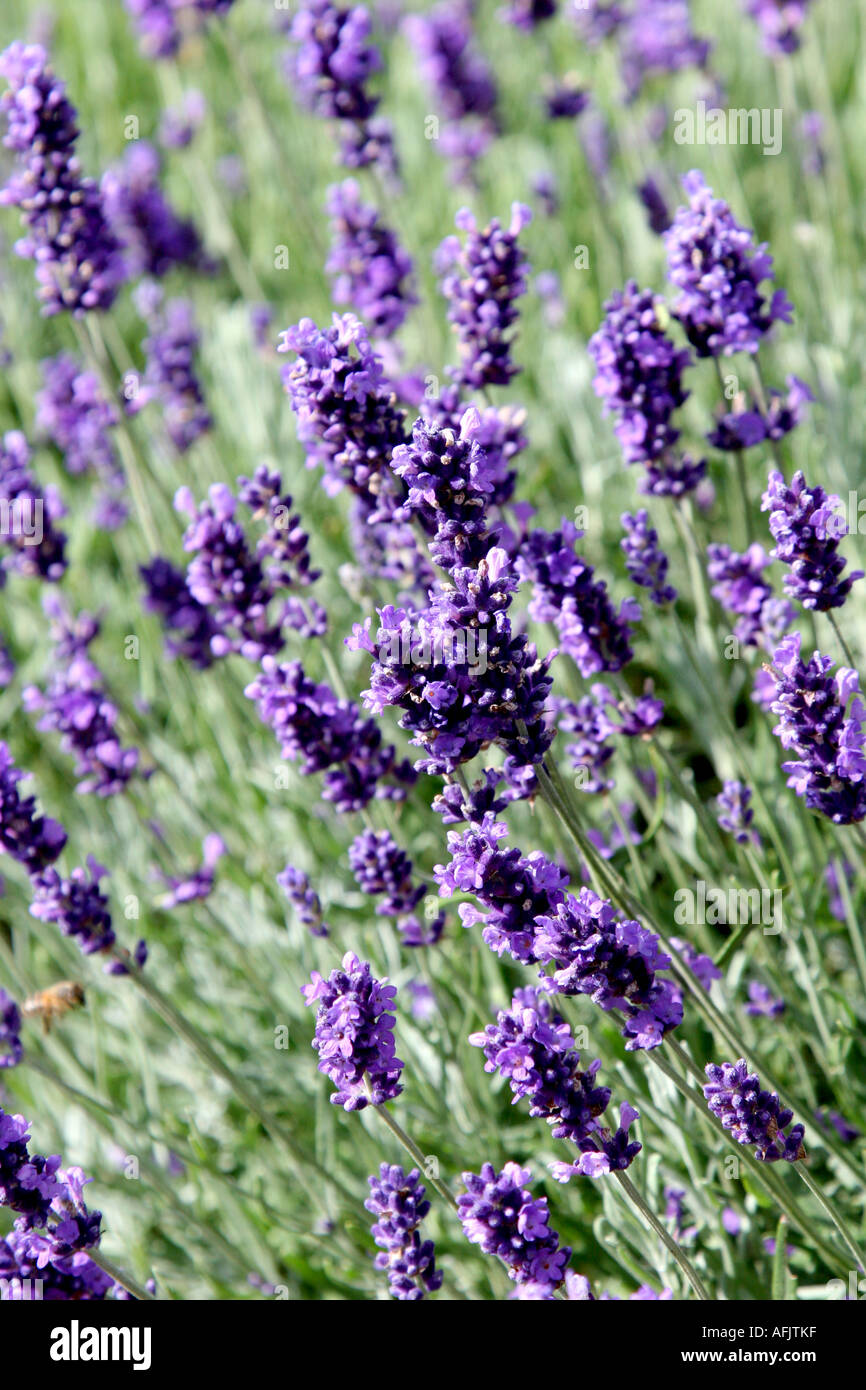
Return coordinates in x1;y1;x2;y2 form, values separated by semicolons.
22;981;86;1034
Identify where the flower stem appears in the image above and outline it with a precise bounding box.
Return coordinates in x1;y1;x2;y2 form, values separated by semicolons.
87;1249;156;1301
612;1169;710;1301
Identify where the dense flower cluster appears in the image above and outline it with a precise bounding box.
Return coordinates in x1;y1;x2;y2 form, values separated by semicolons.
403;3;499;180
349;829;443;946
365;1163;442;1300
23;595;141;797
0;43;125;316
325;180;416;338
302;951;404;1109
0;988;22;1068
35;355;125;528
704;1059;805;1161
351;546;554;775
768;632;866;824
30;857;116;956
0;430;68;583
131;292;212;452
278;864;329;937
0;1107;120;1299
762;470;863;612
139;557;220;668
621;510;676;605
436;814;568;964
553;693;615;793
618;1;711;102
437;204;532;390
245;656;416;812
0;740;67;872
101;140;205;278
664;172;793;356
743;0;814;56
458;1162;570;1288
124;1;236;59
518;520;640;677
706;542;792;648
470;988;641;1178
589;281;691;465
535;888;683;1050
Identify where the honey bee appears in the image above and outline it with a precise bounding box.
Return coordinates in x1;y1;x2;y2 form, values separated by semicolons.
22;981;86;1034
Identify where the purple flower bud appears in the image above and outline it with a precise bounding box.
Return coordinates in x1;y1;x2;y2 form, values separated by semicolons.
302;951;404;1109
762;470;863;612
365;1163;442;1299
704;1058;805;1161
437;204;532;390
458;1161;570;1288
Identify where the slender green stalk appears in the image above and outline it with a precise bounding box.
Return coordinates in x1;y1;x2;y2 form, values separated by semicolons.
87;1249;156;1302
612;1170;711;1300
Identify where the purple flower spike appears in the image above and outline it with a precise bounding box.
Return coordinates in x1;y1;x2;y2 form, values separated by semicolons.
706;542;792;649
302;951;404;1110
458;1161;570;1288
278;864;329;937
762;470;863;613
325;180;416;337
0;431;68;583
30;856;115;957
403;4;498;181
470;987;640;1175
101;140;206;279
437;203;532;390
140;557;219;669
743;0;814;57
0;989;22;1068
349;830;443;946
768;632;866;824
704;1059;805;1161
664;171;793;357
518;520;640;677
716;780;760;846
365;1163;442;1300
0;741;67;873
743;981;785;1018
131;292;211;453
124;2;237;60
618;1;711;103
589;282;691;465
621;510;676;605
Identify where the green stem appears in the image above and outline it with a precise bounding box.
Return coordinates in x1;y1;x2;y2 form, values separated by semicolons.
612;1170;711;1300
87;1249;156;1301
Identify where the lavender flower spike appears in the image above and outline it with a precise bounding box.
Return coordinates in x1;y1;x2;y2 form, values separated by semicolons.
458;1162;570;1288
0;430;68;583
365;1163;442;1299
704;1059;805;1161
437;203;532;390
762;470;863;612
621;510;676;605
325;180;416;338
664;171;792;357
0;989;22;1069
0;741;67;872
278;864;329;937
0;43;125;316
302;952;404;1110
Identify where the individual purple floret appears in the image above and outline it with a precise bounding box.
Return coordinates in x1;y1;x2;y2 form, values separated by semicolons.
458;1162;570;1288
743;981;785;1018
768;632;866;824
0;989;22;1068
470;987;640;1177
716;779;760;846
435;814;568;964
325;180;416;338
0;43;125;316
124;1;236;60
0;741;67;873
743;0;813;56
762;470;863;613
403;3;498;180
704;1059;805;1161
437;204;532;390
365;1163;443;1300
664;171;792;357
706;542;792;649
670;938;721;992
131;292;212;452
0;430;68;583
139;557;220;669
553;694;615;794
101;140;205;278
278;864;329;937
618;1;711;102
245;656;416;813
518;520;640;678
589;282;691;466
30;856;115;956
302;951;404;1109
158;833;225;910
23;595;140;797
621;510;676;605
535;888;683;1050
351;546;554;775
